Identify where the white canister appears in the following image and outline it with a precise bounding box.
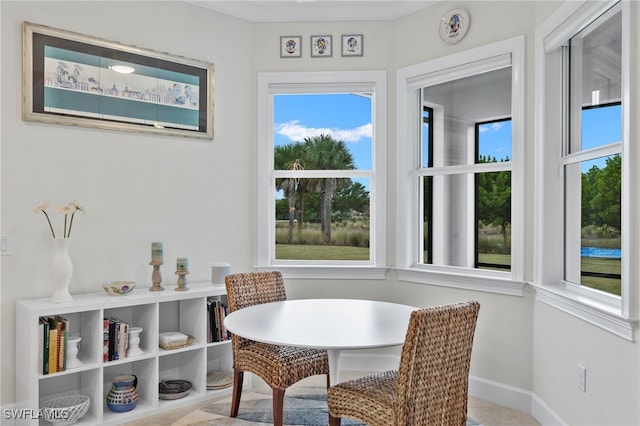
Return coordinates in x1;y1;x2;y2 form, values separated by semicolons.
212;263;231;284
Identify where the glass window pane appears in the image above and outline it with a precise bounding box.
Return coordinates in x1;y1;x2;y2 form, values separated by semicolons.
569;6;621;153
422;67;512;167
422;107;432;168
477;119;512;163
423;172;475;268
476;171;511;271
275;177;370;261
564;156;621;294
273;93;372;170
579;156;621;295
421;176;432;264
581;104;622;150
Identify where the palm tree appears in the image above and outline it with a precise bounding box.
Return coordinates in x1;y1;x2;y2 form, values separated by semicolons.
274;144;306;244
304;134;355;244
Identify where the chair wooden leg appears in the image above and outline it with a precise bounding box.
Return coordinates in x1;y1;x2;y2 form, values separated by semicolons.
272;387;285;426
230;369;244;417
328;413;342;426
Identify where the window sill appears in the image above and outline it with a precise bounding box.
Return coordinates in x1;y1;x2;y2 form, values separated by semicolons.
396;267;526;296
531;282;637;341
255;265;389;280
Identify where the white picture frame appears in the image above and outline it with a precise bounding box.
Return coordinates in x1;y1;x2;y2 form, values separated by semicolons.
280;36;302;58
341;34;363;57
310;35;332;57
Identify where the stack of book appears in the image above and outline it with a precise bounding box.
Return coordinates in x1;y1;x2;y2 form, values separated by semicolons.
103;317;130;362
207;297;230;343
38;315;69;375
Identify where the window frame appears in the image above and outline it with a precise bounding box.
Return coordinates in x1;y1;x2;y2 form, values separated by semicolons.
256;71;387;279
396;36;526;296
534;0;638;340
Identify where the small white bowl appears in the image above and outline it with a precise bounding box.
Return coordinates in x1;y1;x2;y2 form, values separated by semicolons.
103;281;136;296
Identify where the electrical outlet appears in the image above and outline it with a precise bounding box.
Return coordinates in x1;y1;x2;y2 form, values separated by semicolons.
576;364;587;392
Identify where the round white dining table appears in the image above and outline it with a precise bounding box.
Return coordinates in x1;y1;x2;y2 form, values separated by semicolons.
223;298;419;384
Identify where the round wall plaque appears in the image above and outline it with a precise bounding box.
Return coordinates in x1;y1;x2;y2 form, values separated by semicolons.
440;8;470;44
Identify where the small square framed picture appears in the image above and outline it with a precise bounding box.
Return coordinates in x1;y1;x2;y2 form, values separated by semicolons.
341;34;363;57
310;35;332;57
280;36;302;58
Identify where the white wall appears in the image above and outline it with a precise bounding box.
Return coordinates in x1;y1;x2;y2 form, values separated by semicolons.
2;2;639;425
0;0;254;404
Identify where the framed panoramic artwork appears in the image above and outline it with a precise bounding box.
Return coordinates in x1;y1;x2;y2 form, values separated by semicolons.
310;35;332;57
22;21;215;140
280;36;302;58
341;34;363;57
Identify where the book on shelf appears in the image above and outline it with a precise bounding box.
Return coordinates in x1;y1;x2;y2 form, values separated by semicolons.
103;318;110;362
47;327;58;373
108;318;118;360
105;317;130;361
220;303;230;340
55;315;69;372
207;297;230;343
39;315;69;375
118;321;129;359
206;299;212;343
39;317;49;374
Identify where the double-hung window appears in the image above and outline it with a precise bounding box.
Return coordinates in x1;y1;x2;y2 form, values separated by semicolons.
397;37;525;295
535;0;637;339
257;71;387;279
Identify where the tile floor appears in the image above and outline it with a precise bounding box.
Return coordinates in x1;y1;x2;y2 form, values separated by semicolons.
124;372;541;426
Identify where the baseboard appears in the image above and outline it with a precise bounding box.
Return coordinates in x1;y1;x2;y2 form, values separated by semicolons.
531;392;567;426
340;352;566;426
468;375;532;413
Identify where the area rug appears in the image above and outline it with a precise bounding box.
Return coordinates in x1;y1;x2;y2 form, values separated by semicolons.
201;389;482;425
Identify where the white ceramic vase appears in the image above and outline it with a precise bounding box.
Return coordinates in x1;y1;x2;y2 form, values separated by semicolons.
50;238;73;303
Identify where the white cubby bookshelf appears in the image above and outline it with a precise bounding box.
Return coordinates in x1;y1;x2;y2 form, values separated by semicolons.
16;282;237;426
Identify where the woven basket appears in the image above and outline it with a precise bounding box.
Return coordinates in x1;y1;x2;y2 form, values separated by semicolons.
159;334;194;350
41;394;90;425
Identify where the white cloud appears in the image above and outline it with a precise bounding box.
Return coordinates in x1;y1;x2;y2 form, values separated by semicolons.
478;122;505;133
275;120;372;143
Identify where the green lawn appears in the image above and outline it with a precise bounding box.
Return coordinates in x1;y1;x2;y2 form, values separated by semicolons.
582;257;621;295
276;244;369;261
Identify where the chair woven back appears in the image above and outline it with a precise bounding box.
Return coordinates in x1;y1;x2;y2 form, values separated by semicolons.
225;271;288;356
394;301;480;426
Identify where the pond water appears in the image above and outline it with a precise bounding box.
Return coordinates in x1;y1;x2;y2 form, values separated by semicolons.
581;247;621;259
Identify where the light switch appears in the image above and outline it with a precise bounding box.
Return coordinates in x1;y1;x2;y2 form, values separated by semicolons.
0;234;10;255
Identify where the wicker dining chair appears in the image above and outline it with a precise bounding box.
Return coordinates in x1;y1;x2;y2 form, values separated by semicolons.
224;271;330;426
327;300;480;426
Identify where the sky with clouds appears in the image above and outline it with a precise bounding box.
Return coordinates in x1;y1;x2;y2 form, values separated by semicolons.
273;93;372;170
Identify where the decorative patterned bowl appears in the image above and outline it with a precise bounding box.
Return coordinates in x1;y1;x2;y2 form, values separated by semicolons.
103;281;136;296
159;380;192;400
41;394;90;425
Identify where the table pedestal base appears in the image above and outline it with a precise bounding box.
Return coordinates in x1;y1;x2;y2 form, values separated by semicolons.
328;349;341;385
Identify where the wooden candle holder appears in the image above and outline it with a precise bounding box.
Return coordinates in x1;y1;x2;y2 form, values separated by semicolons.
149;261;164;291
175;270;189;291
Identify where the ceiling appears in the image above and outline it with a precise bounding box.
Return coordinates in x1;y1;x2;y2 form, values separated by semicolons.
184;1;439;22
